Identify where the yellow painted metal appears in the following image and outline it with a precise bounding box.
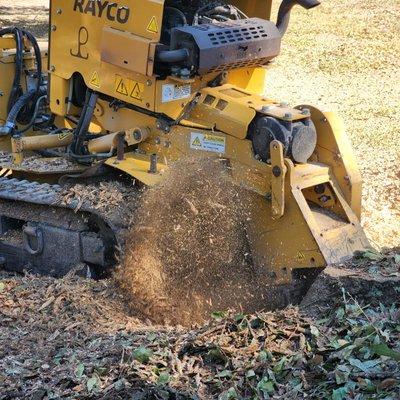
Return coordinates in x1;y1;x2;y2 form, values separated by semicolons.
100;27;156;76
88;126;149;153
289;162;369;266
49;1;163;111
0;37;18;50
227;67;268;95
48;1;264;120
11;131;74;164
270;140;287;219
105;152;166;186
49;75;70;117
299;105;363;218
189;84;306;140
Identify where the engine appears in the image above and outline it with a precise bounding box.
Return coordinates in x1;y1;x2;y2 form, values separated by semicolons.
155;1;281;77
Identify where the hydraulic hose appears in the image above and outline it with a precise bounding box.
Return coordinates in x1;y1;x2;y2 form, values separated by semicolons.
0;28;23;113
0;27;44;128
16;29;44;125
0;89;36;136
18;94;48;134
276;0;320;36
22;29;43;98
71;89;99;157
156;48;189;63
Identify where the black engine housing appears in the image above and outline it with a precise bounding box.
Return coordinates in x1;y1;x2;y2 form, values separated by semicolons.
169;18;281;75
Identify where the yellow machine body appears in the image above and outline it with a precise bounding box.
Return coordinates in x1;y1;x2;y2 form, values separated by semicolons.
0;0;369;286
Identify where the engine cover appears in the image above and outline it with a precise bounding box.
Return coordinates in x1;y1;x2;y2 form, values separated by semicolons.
170;18;281;75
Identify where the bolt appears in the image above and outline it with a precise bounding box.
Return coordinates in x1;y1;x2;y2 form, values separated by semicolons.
146;80;152;87
148;154;158;174
164;126;170;133
272;166;282;177
319;195;330;203
301;108;311;116
56;8;62;14
50;65;56;72
284;112;293;120
262;105;274;112
155;137;161;145
180;68;191;79
164;141;171;148
0;90;3;97
171;66;180;76
51;25;57;31
156;122;161;129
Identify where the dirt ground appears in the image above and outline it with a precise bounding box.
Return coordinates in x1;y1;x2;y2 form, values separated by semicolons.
0;1;399;399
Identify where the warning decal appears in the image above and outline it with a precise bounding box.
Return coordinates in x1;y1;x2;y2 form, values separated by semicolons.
115;75;144;101
58;131;70;141
162;84;191;103
190;132;226;154
296;251;306;262
90;71;100;88
115;76;129;96
147;16;159;33
130;81;143;100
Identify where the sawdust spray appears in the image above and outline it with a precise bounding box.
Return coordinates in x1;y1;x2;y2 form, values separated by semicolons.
116;157;274;325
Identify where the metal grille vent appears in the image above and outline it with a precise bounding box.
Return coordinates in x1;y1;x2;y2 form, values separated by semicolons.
208;57;272;73
208;26;269;46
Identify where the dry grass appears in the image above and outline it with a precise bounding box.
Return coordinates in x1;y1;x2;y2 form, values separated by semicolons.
267;0;400;249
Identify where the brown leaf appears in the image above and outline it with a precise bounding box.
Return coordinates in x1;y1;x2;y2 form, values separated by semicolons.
39;296;55;311
377;378;398;390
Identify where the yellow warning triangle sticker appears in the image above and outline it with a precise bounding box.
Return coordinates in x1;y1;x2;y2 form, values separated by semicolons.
147;16;158;33
90;71;100;88
130;82;142;100
116;78;129;96
192;137;202;146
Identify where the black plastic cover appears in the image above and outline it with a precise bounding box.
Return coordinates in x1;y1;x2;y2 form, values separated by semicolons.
170;18;281;74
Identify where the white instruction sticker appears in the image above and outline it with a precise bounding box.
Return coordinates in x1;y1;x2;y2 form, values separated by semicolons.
162;84;191;103
190;132;226;154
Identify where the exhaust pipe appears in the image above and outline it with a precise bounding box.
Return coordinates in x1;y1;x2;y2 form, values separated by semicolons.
276;0;321;36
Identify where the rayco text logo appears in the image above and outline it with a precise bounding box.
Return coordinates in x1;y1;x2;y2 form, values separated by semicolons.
73;0;130;24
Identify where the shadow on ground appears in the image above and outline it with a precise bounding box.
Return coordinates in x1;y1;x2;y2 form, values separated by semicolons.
0;6;48;39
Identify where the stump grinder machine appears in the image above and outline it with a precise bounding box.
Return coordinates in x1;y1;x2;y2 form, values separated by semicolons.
0;0;369;304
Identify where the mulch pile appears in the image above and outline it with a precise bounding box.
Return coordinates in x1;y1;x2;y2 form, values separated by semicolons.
0;250;399;399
